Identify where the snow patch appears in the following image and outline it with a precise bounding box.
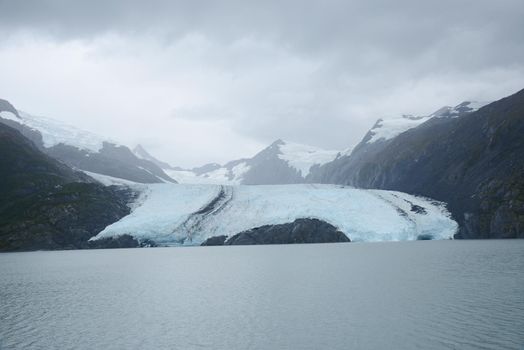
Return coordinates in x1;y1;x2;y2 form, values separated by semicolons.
82;171;145;188
0;111;19;122
367;100;491;144
367;115;430;143
278;141;339;176
164;162;249;185
231;162;250;180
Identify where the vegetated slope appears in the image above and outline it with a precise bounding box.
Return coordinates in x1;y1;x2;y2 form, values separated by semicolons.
0;123;133;251
311;90;524;238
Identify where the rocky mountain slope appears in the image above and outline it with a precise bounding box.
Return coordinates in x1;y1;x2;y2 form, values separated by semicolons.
308;101;486;184
0;99;176;184
310;92;524;238
0;122;135;251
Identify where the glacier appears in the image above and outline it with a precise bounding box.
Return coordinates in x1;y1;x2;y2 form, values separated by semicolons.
90;175;458;245
0;110;111;153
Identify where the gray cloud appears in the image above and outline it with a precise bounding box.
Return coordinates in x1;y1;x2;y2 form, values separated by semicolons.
0;0;523;166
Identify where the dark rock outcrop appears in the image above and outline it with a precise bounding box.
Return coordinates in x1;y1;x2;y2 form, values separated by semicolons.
88;234;140;249
201;235;228;246
0;122;134;251
201;218;350;246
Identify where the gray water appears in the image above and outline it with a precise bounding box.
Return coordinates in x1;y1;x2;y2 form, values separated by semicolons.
0;241;523;350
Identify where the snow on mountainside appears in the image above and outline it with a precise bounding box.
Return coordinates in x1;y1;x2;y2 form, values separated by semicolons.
367;115;429;144
164;160;250;184
92;181;457;245
163;139;338;185
278;141;338;177
165;164;250;185
0;110;109;152
367;101;488;144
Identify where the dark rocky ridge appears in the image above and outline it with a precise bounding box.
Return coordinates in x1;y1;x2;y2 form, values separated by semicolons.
200;235;228;246
0;122;135;251
310;89;524;238
201;218;350;246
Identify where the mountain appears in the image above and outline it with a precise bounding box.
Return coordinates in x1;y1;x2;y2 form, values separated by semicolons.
133;144;175;170
0;122;135;251
0;100;177;184
165;139;339;185
92;183;457;246
308;101;487;183
310;92;524;238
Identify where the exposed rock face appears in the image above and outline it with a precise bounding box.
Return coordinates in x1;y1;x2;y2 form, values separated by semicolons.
201;235;228;246
310;89;524;239
0;122;134;251
241;140;305;185
201;218;350;246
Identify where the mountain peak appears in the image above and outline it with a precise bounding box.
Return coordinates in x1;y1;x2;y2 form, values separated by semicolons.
269;139;286;147
133;144;173;170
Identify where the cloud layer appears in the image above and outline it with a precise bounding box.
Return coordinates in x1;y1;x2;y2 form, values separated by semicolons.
1;0;523;167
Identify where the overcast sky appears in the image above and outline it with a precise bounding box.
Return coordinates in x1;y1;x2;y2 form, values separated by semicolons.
1;0;523;167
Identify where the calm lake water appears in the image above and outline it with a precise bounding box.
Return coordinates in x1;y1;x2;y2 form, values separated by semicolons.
0;241;523;350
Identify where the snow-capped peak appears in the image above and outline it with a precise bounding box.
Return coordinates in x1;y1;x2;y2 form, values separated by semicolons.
0;110;112;153
367;114;431;144
431;101;489;119
367;100;491;144
276;140;339;177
